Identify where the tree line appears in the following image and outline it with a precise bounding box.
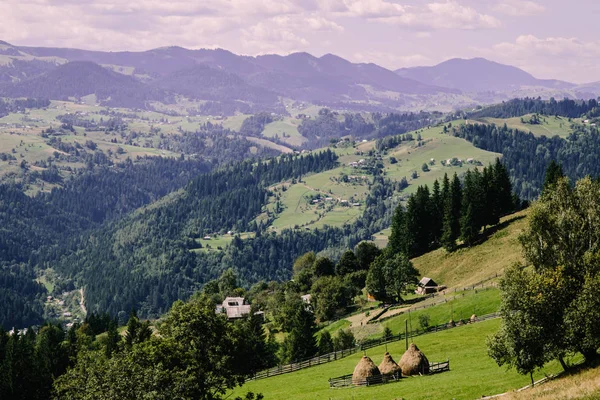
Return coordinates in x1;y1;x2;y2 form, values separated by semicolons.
449;122;600;199
387;159;517;258
0;295;271;400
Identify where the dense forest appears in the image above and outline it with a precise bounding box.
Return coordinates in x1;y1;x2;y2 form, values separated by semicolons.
469;97;599;119
449;122;600;198
35;151;343;318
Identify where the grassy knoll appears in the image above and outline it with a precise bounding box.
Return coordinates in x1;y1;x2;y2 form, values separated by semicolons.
480;114;578;138
379;288;501;338
412;210;528;290
232;319;565;400
504;364;600;400
383;121;502;196
318;319;352;338
192;233;255;253
262;118;307;147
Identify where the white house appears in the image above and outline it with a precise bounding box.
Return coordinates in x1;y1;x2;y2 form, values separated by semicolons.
216;297;252;319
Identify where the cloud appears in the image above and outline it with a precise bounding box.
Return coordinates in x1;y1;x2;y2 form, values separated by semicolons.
493;1;545;17
475;35;600;83
377;1;501;30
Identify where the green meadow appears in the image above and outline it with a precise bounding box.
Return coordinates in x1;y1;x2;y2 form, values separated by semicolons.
233;319;565;400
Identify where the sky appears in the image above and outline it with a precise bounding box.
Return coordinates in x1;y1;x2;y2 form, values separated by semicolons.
2;0;599;83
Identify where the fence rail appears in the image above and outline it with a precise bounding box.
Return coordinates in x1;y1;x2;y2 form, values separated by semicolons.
328;360;449;388
249;313;498;381
251;346;361;380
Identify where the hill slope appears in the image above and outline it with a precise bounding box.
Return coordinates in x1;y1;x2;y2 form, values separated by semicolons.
396;58;574;93
0;61;165;107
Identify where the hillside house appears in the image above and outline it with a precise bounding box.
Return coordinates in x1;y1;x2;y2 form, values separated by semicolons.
216;297;252;320
415;277;443;295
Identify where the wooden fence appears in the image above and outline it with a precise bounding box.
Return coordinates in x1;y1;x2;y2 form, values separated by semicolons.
328;360;449;388
249;313;497;381
251;346;360;380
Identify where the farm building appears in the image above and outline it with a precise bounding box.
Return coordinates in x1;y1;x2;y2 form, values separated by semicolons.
415;277;444;295
216;297;252;320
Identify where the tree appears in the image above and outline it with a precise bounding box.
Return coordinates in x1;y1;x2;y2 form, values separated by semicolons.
383;327;393;340
313;257;335;277
318;331;333;355
460;203;477;247
441;173;462;252
281;299;317;362
542;160;564;196
335;250;359;276
311;276;352;322
366;251;420;303
388;205;410;255
355;242;381;271
293;252;316;276
489;177;600;380
333;329;355;351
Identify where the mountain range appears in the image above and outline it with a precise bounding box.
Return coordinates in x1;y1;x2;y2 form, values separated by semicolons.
0;40;597;112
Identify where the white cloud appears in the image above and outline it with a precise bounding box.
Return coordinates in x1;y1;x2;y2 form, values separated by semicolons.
377;1;501;30
493;0;545;17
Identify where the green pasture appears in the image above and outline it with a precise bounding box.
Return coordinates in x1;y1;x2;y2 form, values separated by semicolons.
232;318;565;400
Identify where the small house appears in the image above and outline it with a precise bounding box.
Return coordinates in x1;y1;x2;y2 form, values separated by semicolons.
301;294;312;304
415;277;441;295
216;297;252;320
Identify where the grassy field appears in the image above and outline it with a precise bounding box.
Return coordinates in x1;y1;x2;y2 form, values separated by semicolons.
504;363;600;400
232;319;565;400
192;232;255;253
412;210;528;290
0;100;288;191
379;288;501;338
262;118;307;147
383;121;502;196
480;114;578;138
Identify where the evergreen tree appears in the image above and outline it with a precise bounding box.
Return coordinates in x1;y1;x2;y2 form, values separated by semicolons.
318;331;334;355
441;173;462;252
388;205;410;255
282;301;317;362
460;203;477;247
494;158;514;216
542;160;564;196
430;179;443;245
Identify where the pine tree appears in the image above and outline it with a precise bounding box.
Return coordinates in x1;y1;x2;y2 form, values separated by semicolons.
460;203;477;247
542;160;564;196
494;158;514;215
431;179;443;245
318;331;334;355
388;205;410;255
441;173;462;252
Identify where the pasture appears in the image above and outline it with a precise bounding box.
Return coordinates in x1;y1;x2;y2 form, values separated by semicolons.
232;319;565;400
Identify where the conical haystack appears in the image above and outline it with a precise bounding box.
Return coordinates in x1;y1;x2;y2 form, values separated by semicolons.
352;356;381;384
378;352;402;375
398;343;429;376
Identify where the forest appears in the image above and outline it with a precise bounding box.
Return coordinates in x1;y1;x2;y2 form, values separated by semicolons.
449;122;600;198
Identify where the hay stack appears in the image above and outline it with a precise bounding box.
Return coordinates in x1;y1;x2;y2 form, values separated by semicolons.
398;343;429;376
352;356;381;384
378;352;402;375
470;314;477;323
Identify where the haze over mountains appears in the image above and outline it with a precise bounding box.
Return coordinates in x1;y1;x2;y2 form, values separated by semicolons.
0;40;597;112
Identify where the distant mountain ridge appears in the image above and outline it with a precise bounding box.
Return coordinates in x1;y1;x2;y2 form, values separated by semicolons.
396;58;575;93
0;40;596;111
